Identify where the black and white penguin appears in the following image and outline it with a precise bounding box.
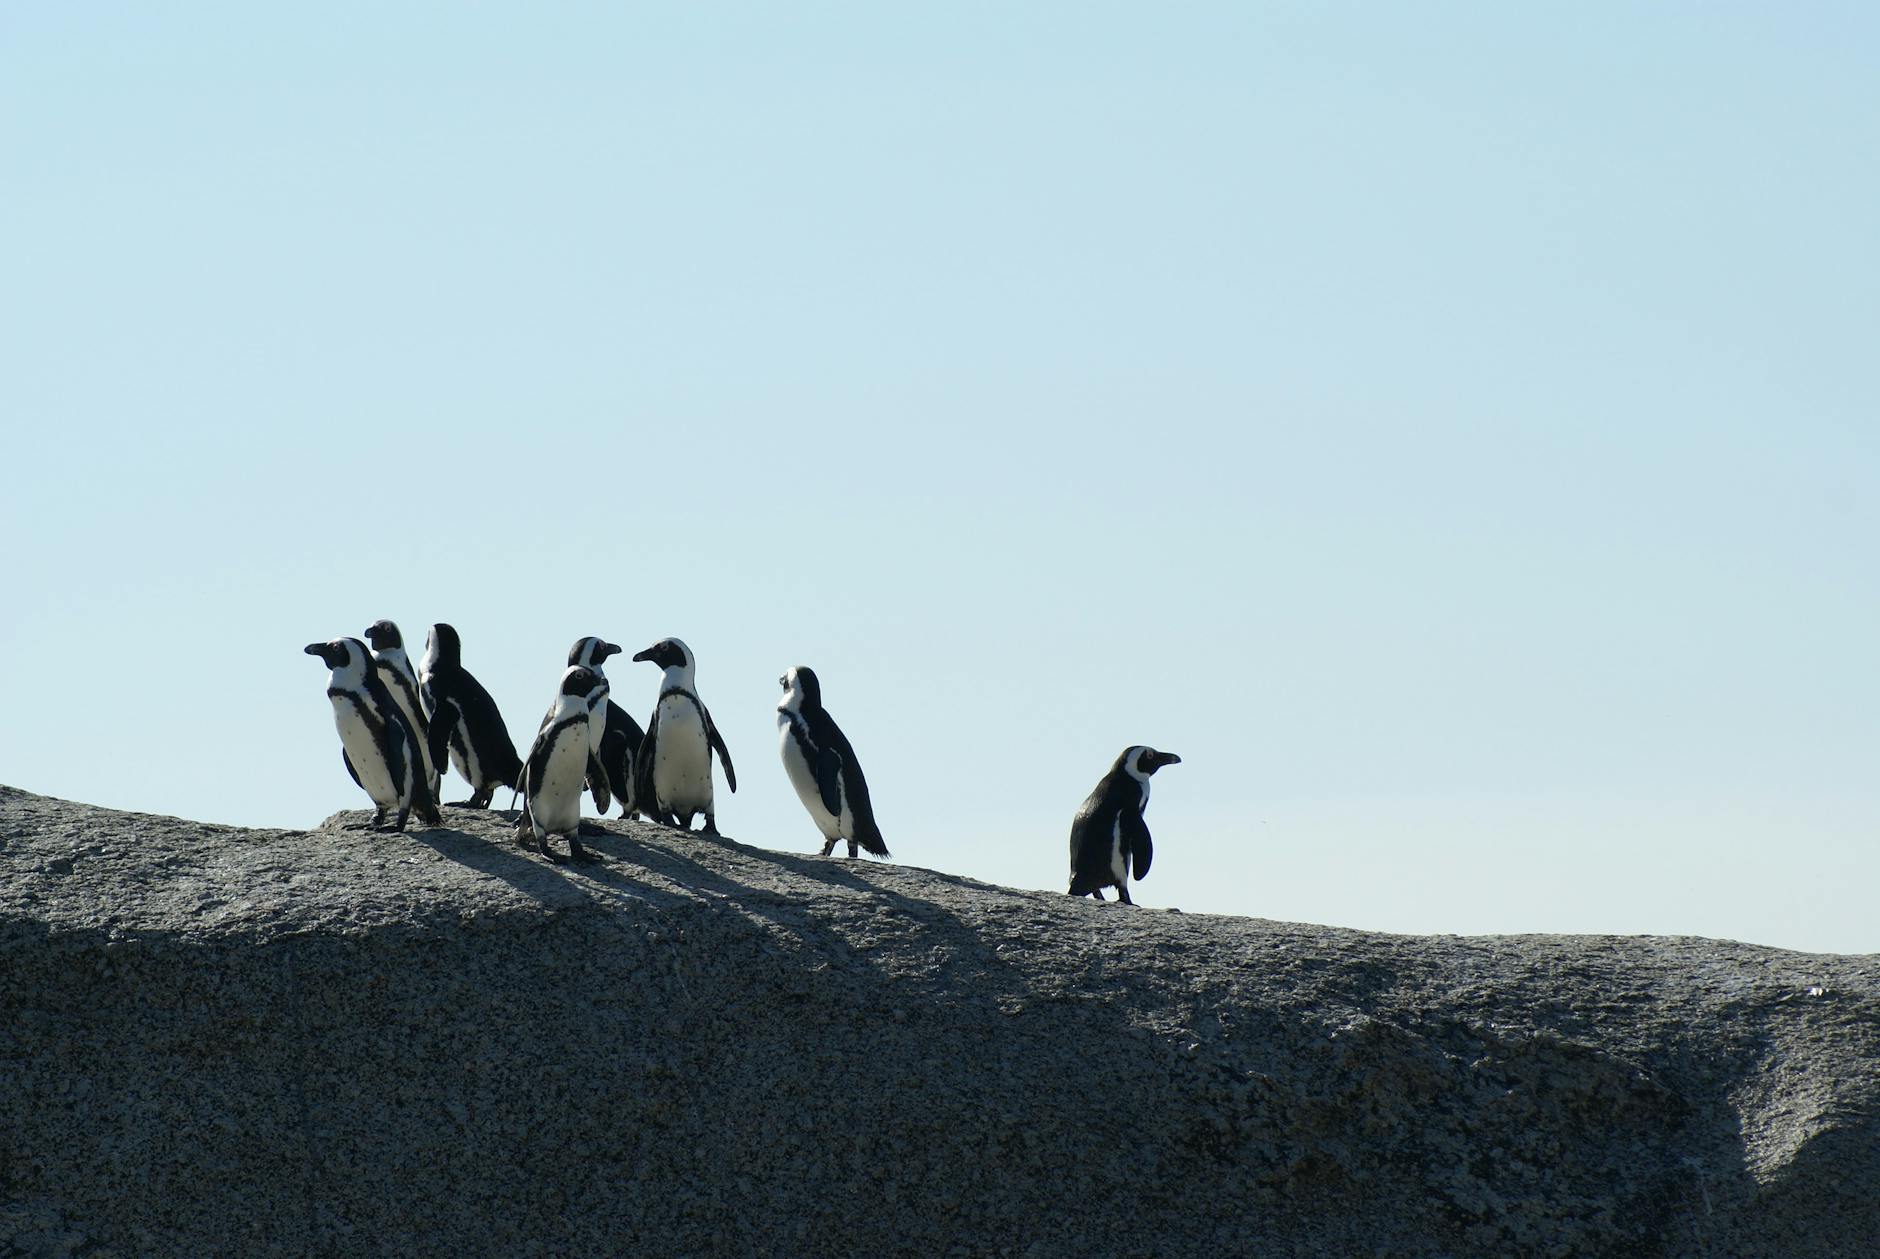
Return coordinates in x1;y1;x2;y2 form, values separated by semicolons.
776;666;889;859
1067;746;1181;905
631;637;736;832
305;637;441;833
362;619;438;801
517;665;607;863
418;622;523;808
567;635;645;819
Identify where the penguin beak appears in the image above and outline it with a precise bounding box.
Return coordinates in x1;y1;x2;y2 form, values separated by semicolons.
304;643;337;666
1148;750;1182;771
631;646;655;663
601;642;622;660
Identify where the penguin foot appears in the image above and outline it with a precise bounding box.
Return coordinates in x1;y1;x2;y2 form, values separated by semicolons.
568;844;598;865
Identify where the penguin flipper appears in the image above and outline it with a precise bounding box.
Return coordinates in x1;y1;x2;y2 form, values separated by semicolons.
820;721;886;857
399;720;441;826
704;706;737;792
607;700;646;756
634;709;660;815
378;700;410;802
1123;810;1153;882
521;720;557;807
587;752;613;814
343;749;363;790
427;698;458;779
814;746;843;818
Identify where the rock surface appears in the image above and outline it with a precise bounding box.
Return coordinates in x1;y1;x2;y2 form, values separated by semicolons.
1;783;1875;1257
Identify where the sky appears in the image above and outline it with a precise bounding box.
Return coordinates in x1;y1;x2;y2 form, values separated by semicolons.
3;3;1875;953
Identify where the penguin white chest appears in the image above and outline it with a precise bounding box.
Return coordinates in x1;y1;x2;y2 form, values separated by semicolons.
531;721;590;835
777;715;846;839
586;698;608;761
653;695;713;811
1110;816;1128;886
332;695;401;809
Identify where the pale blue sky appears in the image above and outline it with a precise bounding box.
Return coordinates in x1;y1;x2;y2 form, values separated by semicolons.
4;4;1875;952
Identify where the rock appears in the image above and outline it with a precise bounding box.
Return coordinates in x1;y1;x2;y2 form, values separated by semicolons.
1;783;1875;1257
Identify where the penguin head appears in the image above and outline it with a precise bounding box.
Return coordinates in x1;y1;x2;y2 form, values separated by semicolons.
305;638;366;676
568;637;623;669
362;620;403;652
1123;746;1182;780
560;665;604;700
778;665;822;713
632;638;693;674
425;623;462;671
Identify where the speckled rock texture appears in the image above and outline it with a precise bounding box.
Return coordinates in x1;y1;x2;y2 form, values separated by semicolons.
1;784;1874;1258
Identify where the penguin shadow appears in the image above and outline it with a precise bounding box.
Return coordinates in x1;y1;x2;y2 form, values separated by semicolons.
406;815;618;907
585;826;1051;1000
408;813;1079;1010
582;826;832;917
591;825;941;915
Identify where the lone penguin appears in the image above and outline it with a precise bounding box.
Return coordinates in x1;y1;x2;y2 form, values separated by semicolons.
776;665;888;859
1068;746;1181;904
362;619;438;800
567;635;645;820
305;637;441;833
517;665;607;863
418;622;523;808
631;637;736;832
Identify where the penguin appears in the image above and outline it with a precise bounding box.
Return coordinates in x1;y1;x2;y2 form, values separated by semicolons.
630;637;736;833
362;619;439;801
776;666;889;859
1068;746;1181;905
517;665;607;863
305;637;441;833
418;622;523;808
567;636;645;820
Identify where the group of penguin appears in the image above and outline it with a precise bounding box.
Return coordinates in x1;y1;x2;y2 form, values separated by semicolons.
305;621;1180;905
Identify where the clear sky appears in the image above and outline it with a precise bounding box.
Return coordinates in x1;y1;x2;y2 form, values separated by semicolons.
4;4;1875;953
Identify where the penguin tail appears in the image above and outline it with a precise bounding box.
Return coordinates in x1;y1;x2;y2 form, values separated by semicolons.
856;823;890;860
